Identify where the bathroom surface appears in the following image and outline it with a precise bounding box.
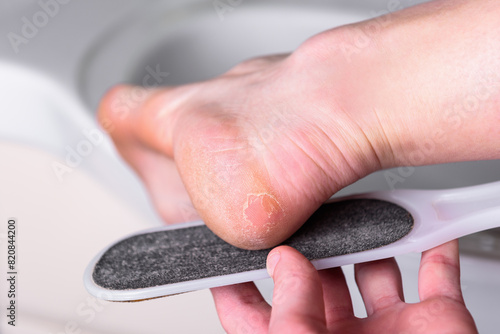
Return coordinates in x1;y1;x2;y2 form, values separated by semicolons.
1;1;500;333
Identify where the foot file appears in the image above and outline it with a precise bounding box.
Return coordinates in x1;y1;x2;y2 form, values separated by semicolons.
84;181;500;301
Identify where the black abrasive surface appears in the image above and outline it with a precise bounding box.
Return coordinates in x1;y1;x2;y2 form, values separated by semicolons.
93;199;413;290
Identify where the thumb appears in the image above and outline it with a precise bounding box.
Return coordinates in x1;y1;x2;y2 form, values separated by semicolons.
267;246;327;334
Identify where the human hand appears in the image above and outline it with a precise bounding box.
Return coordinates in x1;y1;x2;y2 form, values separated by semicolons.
211;240;477;334
96;0;497;331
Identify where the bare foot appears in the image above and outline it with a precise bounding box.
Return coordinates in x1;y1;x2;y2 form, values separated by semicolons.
98;0;500;249
98;49;384;249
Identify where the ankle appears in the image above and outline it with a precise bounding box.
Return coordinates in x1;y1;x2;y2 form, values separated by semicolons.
288;28;396;175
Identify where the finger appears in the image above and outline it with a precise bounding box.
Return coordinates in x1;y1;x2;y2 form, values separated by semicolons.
318;267;354;327
267;246;327;333
355;258;404;316
211;283;271;334
418;239;464;304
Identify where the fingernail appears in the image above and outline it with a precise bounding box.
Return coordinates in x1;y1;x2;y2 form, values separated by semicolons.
267;250;281;278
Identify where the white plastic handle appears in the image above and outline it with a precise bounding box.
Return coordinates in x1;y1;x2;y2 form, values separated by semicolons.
346;181;500;254
84;181;500;301
432;181;500;224
424;181;500;247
